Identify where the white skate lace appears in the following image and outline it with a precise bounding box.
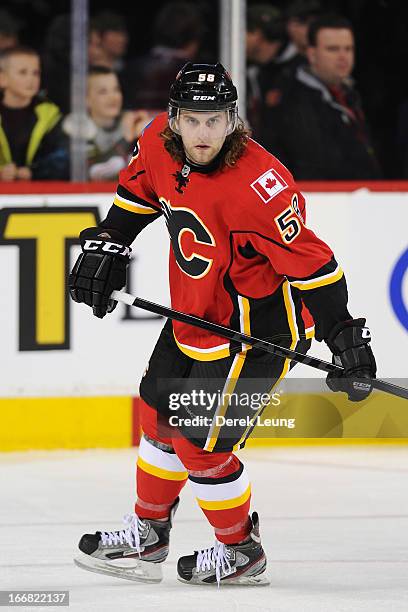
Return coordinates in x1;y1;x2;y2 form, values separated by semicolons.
196;540;233;586
100;513;145;554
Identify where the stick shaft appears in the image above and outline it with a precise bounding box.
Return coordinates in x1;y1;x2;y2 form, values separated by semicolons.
111;290;408;400
112;290;339;372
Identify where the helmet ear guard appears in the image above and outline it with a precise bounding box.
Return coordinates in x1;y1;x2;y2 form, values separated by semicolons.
168;62;239;135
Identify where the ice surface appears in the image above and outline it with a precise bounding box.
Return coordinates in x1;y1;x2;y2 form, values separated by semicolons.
1;445;408;612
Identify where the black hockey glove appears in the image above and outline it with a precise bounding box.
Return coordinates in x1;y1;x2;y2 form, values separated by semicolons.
326;318;376;402
69;227;131;318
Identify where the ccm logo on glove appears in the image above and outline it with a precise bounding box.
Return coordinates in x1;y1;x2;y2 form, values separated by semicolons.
82;239;131;257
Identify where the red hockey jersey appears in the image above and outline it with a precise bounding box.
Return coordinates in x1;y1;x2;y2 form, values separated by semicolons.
113;113;344;360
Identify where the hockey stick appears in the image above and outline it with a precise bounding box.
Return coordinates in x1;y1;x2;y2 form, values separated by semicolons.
111;290;408;401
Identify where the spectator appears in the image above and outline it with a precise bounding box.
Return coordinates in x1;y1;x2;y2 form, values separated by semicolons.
283;0;323;75
42;12;129;115
88;11;129;73
0;9;23;51
123;1;206;112
263;14;382;180
0;46;68;181
41;14;71;114
245;4;288;142
63;66;149;181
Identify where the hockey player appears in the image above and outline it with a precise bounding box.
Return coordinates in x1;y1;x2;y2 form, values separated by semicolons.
69;63;376;586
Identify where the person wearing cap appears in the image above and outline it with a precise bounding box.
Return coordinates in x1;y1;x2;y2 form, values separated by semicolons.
246;2;324;148
246;4;289;143
284;0;323;73
69;62;376;586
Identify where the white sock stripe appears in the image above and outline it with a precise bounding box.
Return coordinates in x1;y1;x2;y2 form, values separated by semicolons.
214;517;249;536
139;436;187;472
188;467;250;502
136;497;173;513
187;456;233;478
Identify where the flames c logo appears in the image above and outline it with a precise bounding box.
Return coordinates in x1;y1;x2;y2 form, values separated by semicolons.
160;198;215;279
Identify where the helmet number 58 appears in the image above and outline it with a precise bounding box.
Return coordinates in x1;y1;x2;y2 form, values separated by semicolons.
199;73;215;82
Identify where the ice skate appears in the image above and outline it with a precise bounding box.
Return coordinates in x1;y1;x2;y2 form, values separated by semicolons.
74;498;179;583
177;512;269;586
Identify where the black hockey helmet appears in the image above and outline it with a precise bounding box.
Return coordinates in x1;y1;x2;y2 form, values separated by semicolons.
168;62;238;135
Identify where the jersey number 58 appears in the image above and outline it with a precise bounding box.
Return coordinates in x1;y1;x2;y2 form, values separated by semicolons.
274;206;301;243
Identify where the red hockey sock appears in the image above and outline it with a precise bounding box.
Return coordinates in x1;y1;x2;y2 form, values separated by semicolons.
136;400;187;519
172;435;252;544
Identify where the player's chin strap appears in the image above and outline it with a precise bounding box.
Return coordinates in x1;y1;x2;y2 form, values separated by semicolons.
111;290;408;401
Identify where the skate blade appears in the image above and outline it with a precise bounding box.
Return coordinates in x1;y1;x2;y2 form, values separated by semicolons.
178;572;270;587
74;554;163;583
225;572;270;586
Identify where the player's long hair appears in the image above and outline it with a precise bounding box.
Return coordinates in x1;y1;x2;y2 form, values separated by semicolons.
160;118;250;168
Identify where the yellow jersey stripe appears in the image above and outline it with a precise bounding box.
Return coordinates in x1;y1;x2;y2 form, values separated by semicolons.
232;281;298;451
305;326;315;339
290;267;344;290
204;296;251;451
113;196;158;215
281;280;298;376
197;484;251;510
204;352;247;452
137;456;188;481
239;295;252;351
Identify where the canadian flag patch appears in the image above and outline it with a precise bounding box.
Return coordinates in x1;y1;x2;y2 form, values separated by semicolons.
250;169;288;203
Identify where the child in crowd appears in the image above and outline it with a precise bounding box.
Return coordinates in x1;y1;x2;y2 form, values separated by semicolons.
63;66;150;181
0;46;68;181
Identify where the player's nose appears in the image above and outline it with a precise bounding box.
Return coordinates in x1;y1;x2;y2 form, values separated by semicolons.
197;125;210;140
